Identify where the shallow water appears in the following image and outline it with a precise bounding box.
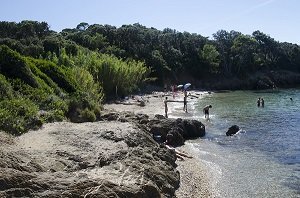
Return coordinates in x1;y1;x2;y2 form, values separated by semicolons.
169;89;300;197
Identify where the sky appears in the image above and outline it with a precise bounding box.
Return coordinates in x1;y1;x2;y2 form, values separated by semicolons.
1;0;299;44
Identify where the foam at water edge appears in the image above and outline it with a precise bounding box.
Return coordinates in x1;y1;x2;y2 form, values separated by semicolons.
185;142;222;197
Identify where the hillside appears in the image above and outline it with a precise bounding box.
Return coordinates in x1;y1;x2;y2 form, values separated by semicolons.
1;20;300;134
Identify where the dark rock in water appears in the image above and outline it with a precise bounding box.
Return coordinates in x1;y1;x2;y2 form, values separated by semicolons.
226;125;240;136
176;119;206;139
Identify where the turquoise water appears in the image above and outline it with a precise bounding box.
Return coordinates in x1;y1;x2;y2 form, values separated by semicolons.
170;89;300;197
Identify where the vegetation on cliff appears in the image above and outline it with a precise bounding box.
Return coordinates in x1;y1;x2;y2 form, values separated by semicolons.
1;20;300;134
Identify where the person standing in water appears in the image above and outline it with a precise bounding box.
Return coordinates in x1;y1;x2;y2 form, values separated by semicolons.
203;105;212;119
261;98;264;108
164;97;168;118
257;98;261;107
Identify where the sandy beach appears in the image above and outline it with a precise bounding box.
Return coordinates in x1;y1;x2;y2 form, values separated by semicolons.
105;92;216;197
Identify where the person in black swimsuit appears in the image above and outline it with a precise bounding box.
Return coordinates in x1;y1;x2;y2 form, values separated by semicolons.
203;105;212;119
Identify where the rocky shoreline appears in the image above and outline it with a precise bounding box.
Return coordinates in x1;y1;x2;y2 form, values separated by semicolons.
0;96;211;198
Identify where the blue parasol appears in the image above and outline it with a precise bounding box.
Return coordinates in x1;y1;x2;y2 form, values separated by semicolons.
183;83;191;90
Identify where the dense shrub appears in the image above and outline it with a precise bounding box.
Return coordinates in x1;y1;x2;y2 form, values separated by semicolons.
41;109;65;123
92;55;151;98
0;38;26;54
67;91;101;123
70;50;151;98
80;108;97;122
0;45;39;87
0;98;41;135
33;58;77;92
0;74;14;99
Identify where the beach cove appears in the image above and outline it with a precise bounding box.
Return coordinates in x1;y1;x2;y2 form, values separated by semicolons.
1;89;299;197
0;92;214;197
106;88;300;197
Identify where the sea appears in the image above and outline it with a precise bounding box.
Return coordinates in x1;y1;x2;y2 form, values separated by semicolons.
168;88;300;198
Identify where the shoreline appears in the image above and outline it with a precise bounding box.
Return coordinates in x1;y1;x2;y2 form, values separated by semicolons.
105;91;216;197
0;91;214;197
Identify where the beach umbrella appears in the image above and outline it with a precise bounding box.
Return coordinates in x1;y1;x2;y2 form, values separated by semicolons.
184;83;191;90
177;84;183;88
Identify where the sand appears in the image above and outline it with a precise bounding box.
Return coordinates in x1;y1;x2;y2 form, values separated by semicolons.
105;92;216;197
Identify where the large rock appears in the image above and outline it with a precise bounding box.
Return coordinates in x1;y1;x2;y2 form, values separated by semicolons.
100;110;206;147
226;125;240;136
0;120;179;198
149;118;205;146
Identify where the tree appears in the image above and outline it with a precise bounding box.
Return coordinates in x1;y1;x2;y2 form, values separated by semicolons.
231;35;258;75
76;22;89;31
200;44;220;74
213;30;241;76
252;30;280;68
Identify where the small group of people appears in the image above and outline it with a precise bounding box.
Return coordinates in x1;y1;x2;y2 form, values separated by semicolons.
257;97;265;107
163;89;188;118
164;89;212;119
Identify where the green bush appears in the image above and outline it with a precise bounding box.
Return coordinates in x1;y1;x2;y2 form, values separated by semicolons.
0;98;41;135
70;66;103;102
33;58;77;93
71;50;151;98
67;91;102;123
41;109;65;123
80;108;96;122
28;58;62;93
0;45;39;88
0;74;14;99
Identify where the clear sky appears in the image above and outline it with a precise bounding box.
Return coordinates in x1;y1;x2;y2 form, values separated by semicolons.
1;0;299;44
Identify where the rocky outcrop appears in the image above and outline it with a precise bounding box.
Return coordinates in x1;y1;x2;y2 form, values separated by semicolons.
226;125;240;136
149;117;205;146
0;118;182;197
100;111;206;147
0;107;208;198
0;110;206;197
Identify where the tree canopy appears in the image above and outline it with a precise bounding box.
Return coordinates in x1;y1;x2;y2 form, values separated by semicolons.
1;20;300;134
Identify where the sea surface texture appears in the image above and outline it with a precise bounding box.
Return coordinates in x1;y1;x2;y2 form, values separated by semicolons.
171;89;300;197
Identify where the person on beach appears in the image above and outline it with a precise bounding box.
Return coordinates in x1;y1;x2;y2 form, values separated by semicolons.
203;105;212;119
183;90;188;113
164;97;168;118
257;97;261;107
